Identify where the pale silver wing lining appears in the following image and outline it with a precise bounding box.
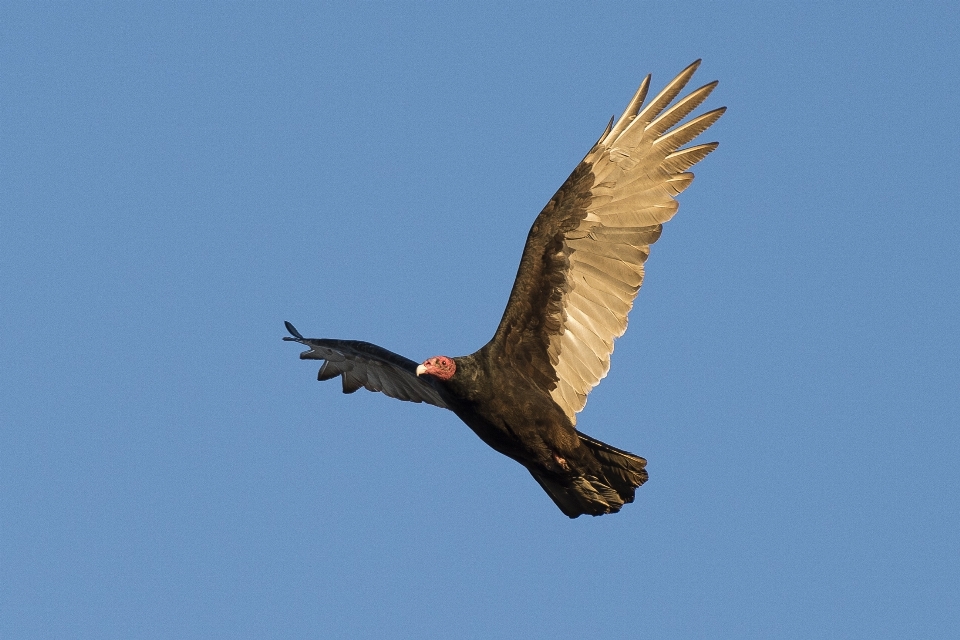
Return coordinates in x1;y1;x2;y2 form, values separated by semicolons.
548;61;724;422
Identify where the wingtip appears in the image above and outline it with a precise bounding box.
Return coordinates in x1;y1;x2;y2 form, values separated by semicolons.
283;321;304;341
596;115;615;145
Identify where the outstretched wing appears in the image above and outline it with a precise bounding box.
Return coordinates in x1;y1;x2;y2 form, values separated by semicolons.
283;322;450;409
486;60;724;423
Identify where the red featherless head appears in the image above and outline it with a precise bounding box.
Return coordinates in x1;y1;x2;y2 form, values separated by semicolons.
416;356;456;381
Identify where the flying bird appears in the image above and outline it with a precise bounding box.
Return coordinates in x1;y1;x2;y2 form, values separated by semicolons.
285;60;724;518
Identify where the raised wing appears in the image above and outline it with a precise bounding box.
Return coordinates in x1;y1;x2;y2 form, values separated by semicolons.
486;60;724;423
283;321;450;409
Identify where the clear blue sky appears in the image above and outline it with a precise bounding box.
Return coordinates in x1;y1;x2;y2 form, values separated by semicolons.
2;3;958;638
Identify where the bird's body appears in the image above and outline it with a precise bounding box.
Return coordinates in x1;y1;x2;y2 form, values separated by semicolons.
443;350;581;474
285;61;724;517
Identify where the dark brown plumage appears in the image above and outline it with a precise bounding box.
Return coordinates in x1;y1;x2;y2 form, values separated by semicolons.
284;61;724;517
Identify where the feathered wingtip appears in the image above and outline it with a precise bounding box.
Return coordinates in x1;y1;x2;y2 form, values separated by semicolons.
595;115;614;146
283;321;305;342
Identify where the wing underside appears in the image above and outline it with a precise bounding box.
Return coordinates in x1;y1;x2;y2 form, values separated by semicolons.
488;60;724;423
283;321;449;409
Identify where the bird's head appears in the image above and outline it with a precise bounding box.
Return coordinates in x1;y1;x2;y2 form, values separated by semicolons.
416;356;456;381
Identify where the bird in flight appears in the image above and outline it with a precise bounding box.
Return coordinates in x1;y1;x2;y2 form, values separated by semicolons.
285;60;724;518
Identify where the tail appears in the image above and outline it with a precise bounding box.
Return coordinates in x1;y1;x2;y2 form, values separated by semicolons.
529;431;648;519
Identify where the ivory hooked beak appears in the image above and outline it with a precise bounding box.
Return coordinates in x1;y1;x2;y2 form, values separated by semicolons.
416;364;427;376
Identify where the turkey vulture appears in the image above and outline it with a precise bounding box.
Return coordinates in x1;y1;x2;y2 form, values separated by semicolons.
285;60;724;518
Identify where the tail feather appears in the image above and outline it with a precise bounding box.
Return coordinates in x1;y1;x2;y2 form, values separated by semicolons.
529;471;625;518
530;431;648;518
577;430;648;503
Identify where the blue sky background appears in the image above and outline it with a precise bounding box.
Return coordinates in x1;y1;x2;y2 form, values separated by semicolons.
2;3;958;638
